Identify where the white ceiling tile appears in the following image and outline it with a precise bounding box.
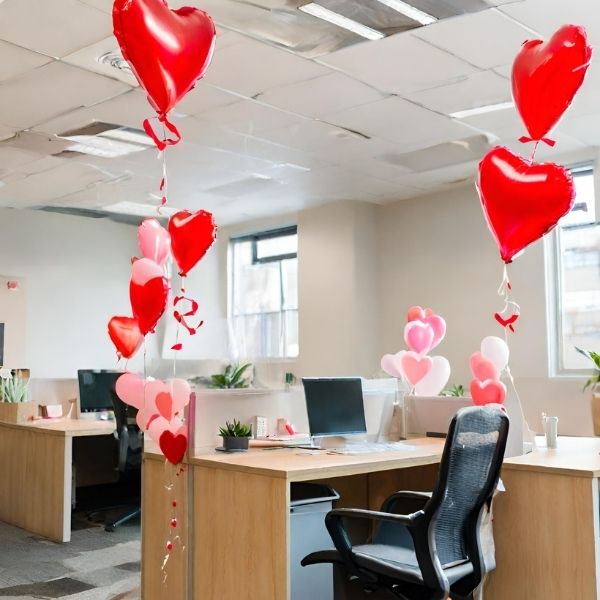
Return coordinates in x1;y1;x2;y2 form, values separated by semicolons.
0;147;44;178
257;72;385;119
413;8;535;69
0;41;52;82
407;70;511;115
397;161;479;191
0;161;109;207
203;37;328;97
62;37;139;86
324;97;478;150
499;0;600;45
459;105;525;139
0;0;111;58
0;61;130;130
551;114;600;148
318;33;479;95
177;82;240;116
493;64;512;79
77;0;111;14
0;124;15;142
196;100;304;135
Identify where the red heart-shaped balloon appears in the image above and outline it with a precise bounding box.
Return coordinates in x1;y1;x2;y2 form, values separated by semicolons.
108;316;144;359
168;210;217;276
512;24;591;141
130;258;169;335
469;352;499;383
159;430;188;465
478;147;575;263
470;379;507;406
113;0;216;116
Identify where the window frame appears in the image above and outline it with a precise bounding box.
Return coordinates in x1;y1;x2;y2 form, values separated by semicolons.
228;225;299;361
546;162;599;378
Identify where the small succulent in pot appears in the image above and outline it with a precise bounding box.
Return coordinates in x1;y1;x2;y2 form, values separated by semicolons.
219;419;253;451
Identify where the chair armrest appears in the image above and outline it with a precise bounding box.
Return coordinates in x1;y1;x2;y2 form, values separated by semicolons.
380;490;432;514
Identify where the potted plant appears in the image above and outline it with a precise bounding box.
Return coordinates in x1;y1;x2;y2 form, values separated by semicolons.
219;420;253;451
576;348;600;435
441;384;466;397
0;372;37;424
210;363;253;389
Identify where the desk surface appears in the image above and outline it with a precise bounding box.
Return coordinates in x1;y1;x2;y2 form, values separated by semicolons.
504;436;600;478
0;419;115;438
189;438;445;481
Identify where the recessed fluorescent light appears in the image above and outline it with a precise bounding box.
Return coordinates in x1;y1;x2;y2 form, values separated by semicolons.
375;0;436;25
450;101;514;119
299;3;385;40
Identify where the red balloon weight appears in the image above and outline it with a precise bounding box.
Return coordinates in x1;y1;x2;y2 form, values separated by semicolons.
478;147;575;263
113;0;216;117
108;316;144;359
168;210;217;276
130;258;169;335
512;24;591;141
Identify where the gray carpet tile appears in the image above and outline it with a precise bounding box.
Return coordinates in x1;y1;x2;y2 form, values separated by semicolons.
0;521;140;600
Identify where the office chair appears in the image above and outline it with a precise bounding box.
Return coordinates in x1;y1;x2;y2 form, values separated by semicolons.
302;405;509;600
103;391;142;532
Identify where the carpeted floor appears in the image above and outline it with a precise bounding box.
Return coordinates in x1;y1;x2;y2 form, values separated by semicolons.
0;515;141;600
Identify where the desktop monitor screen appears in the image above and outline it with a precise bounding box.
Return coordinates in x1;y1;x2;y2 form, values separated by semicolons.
78;370;121;413
302;377;367;437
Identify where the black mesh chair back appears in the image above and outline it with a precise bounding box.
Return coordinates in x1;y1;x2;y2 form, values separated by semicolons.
430;406;507;567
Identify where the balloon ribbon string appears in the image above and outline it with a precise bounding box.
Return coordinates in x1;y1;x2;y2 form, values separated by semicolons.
171;278;204;356
494;264;520;333
143;114;181;152
519;135;555;149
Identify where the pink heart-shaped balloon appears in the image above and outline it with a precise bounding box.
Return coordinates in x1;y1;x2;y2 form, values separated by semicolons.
381;353;405;379
404;321;435;355
469;352;500;382
145;378;191;420
407;306;434;323
115;372;146;410
423;315;446;350
138;218;171;266
147;414;186;445
470;379;507;406
400;351;433;387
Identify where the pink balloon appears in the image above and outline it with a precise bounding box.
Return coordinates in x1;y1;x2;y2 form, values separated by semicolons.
469;352;499;382
115;372;145;410
145;378;191;422
400;351;433;387
407;305;434;322
470;379;507;406
147;414;185;444
138;218;171;266
404;321;435;355
415;356;451;396
131;256;165;286
381;352;405;379
423;315;446;350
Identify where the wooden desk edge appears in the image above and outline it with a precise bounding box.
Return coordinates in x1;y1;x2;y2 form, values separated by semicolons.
503;461;600;478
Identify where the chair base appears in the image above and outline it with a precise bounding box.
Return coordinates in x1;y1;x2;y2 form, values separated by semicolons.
104;506;141;532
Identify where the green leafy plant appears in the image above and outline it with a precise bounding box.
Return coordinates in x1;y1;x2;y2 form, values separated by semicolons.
210;363;252;389
0;374;29;403
441;384;465;397
576;347;600;391
219;420;252;438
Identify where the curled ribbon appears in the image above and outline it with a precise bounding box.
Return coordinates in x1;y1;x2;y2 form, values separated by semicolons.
494;264;520;333
172;294;203;342
143;114;182;151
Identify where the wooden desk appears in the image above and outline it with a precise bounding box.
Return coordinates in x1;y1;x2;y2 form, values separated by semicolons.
486;437;600;600
142;438;444;600
0;419;115;542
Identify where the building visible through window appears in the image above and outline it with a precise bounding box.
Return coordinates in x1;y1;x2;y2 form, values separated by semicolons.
549;166;600;373
230;226;298;359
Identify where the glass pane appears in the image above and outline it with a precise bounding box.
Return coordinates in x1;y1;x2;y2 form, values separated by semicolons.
561;171;595;227
284;310;299;358
559;223;600;369
281;258;298;311
256;233;297;260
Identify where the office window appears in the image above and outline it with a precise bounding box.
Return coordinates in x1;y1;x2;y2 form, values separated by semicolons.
230;226;299;359
548;166;600;374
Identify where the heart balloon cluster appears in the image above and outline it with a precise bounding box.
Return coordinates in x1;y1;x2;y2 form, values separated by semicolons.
381;306;450;396
478;24;589;264
469;337;509;406
116;373;191;465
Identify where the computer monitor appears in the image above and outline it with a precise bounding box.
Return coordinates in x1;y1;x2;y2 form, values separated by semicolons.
302;377;367;438
77;370;122;413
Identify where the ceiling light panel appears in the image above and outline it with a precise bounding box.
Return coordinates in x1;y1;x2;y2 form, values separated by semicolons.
375;0;436;25
299;3;385;40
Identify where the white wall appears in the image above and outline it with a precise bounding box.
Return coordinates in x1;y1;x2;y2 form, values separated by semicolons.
377;184;592;435
0;208;159;379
